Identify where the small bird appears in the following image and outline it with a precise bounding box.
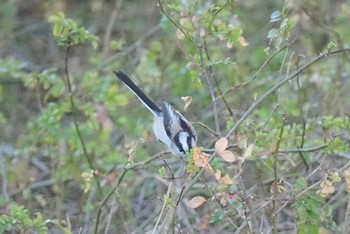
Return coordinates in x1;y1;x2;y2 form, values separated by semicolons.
114;71;197;156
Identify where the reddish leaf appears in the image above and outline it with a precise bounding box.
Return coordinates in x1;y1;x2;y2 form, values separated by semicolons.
219;150;236;162
215;137;228;153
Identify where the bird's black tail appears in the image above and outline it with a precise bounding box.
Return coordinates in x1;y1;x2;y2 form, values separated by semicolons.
114;71;161;115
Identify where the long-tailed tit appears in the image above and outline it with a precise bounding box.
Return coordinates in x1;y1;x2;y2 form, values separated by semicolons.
114;71;197;156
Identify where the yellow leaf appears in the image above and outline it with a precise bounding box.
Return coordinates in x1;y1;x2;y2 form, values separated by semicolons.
218;175;234;185
187;196;206;208
181;96;192;111
243;144;254;159
215;137;228;153
238;36;249;47
219;150;236;162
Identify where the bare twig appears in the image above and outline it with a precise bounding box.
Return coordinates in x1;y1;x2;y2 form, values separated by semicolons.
179;48;350;206
271;115;287;234
64;46;102;194
201;177;238;229
152;182;173;234
94;150;168;234
343;195;350;232
196;20;221;135
278;145;327;153
102;0;123;58
249;35;297;82
261;104;279;132
100;24;161;67
192;121;220;138
225;48;350;138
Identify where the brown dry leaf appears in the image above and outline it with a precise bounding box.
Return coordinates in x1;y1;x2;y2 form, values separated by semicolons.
318;180;335;197
344;168;350;193
215;137;228;153
193;146;205;167
219;192;229;206
219;150;236;163
218;175;234;185
181;96;192;111
176;28;185;40
193;147;214;173
238;36;249;47
187;196;206;208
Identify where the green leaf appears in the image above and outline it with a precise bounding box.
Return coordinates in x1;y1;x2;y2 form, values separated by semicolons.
327;41;336;51
294;177;307;189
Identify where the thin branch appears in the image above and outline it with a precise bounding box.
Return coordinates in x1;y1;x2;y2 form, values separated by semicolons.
94;150;168;234
152;182;173;234
225;48;350;138
197;21;221;135
278;144;327;153
192;121;220;138
64;46;102;194
102;0;123;58
201;177;238;229
215;81;250;100
158;0;200;47
260;104;279;132
94;169;127;234
249;35;297;82
271;115;287;234
179;48;350;204
343;195;350;232
100;24;161;67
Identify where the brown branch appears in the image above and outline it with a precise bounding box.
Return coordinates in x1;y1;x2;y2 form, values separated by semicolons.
179;48;350;205
271;115;287;234
94;150;168;234
64;46;102;194
225;48;350;138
